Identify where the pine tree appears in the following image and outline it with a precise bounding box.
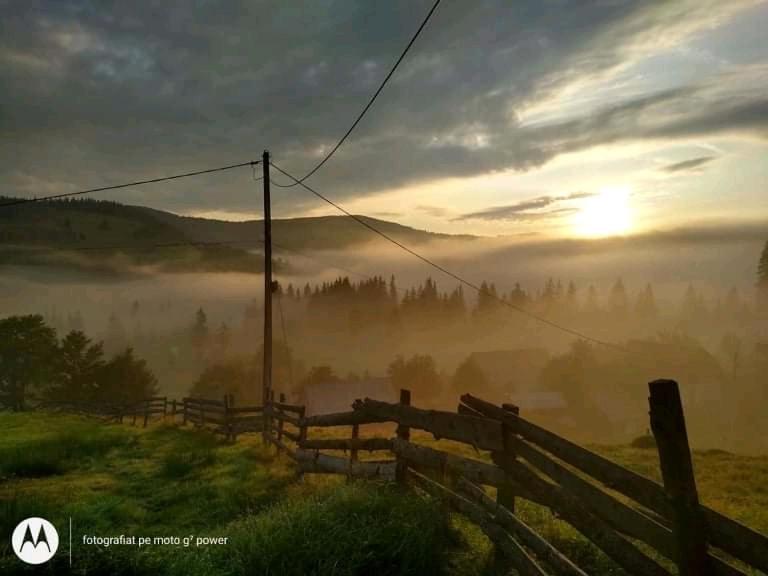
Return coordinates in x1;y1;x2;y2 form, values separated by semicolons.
636;284;657;319
389;275;398;306
191;307;209;350
609;278;628;315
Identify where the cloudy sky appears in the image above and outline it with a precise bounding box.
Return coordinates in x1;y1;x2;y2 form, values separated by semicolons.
2;0;767;238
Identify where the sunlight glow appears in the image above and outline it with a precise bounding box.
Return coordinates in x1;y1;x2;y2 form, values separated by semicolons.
572;186;633;237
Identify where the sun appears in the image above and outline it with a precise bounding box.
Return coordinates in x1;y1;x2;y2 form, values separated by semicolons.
572;186;633;237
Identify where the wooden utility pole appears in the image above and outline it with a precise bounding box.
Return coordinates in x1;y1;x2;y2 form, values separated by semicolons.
262;151;273;442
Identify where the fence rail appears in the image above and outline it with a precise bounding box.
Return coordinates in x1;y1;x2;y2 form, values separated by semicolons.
259;380;767;576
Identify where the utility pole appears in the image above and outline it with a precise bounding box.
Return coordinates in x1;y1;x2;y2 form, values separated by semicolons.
262;150;273;442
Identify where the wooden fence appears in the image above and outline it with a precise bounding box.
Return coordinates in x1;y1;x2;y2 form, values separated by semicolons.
262;380;768;576
22;381;768;574
181;395;263;440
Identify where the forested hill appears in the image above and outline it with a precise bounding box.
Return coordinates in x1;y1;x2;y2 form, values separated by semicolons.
0;197;473;274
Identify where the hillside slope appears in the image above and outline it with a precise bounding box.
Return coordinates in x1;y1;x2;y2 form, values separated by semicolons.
0;198;474;274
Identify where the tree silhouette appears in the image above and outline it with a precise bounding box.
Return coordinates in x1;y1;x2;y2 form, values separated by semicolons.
451;356;491;397
50;331;105;401
0;315;57;410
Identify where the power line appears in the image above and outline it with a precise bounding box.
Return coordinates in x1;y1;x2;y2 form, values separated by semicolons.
274;0;442;187
0;160;261;208
270;161;631;353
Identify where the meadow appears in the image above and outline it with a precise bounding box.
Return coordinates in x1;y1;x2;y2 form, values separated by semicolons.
1;412;767;575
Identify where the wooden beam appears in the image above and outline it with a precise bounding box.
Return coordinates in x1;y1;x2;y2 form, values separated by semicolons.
410;470;549;576
507;458;671;576
352;398;504;451
457;478;588;576
295;449;396;480
461;393;671;519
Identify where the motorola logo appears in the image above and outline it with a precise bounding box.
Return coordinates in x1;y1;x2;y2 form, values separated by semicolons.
11;517;59;565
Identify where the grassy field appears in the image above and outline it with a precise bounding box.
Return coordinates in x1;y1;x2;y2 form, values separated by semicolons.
0;413;486;575
1;413;767;575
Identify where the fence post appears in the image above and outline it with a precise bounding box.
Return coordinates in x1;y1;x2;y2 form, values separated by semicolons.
297;405;307;479
143;399;150;428
228;394;236;441
649;379;709;576
395;389;411;485
199;401;205;428
277;393;285;452
182;399;187;425
270;390;276;447
496;402;519;513
223;394;231;442
349;423;360;481
163;397;168;417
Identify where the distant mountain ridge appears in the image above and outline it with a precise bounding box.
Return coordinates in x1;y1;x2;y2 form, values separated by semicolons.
0;197;475;273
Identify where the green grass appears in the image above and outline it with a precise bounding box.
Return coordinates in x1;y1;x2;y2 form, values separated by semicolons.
2;413;767;575
0;413;469;576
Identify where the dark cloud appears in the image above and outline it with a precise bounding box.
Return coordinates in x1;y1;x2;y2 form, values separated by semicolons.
0;0;761;215
457;191;592;221
661;156;717;173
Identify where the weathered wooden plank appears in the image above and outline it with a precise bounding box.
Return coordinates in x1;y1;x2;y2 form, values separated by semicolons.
516;439;747;575
391;438;506;487
227;405;263;414
704;509;768;573
266;407;301;427
461;393;671;519
299;437;393;451
457;478;588;576
508;458;672;576
353;398;504;451
515;439;675;559
182;397;226;407
295;449;396;480
280;428;300;443
302;410;389;427
457;403;484;418
273;401;304;414
410;470;550;576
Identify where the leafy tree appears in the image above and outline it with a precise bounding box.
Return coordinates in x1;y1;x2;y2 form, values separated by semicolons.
0;315;58;410
191;359;253;402
451;357;491;398
96;348;158;404
301;365;339;388
388;354;441;401
49;331;105;401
